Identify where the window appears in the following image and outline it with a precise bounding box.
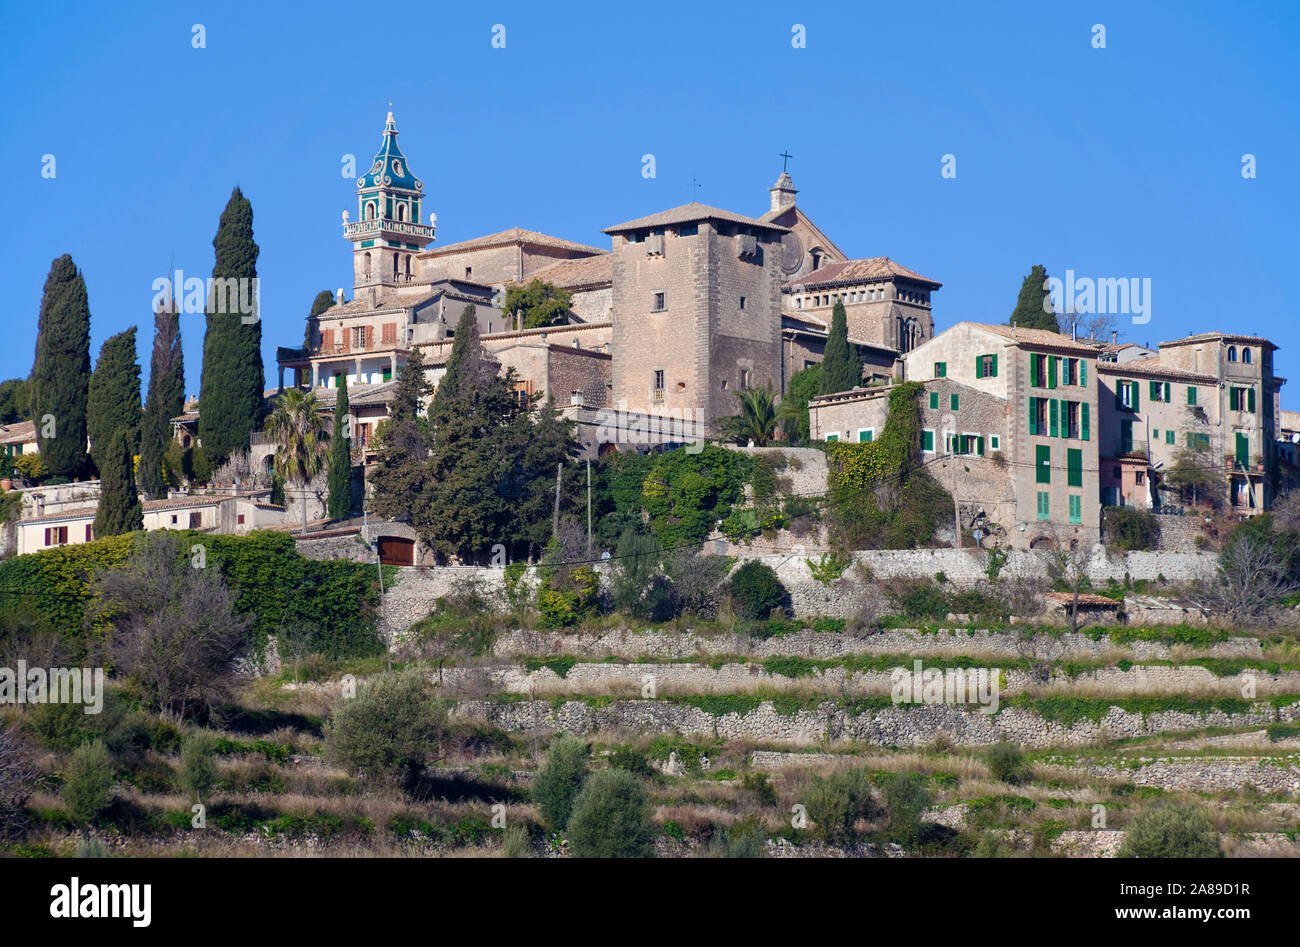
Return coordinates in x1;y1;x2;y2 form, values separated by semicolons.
1187;386;1197;406
237;514;245;525
1063;358;1077;386
1112;466;1121;480
85;524;92;542
1152;429;1159;440
1081;402;1090;441
352;326;366;349
465;267;472;280
1037;491;1050;521
990;435;1000;450
652;292;666;311
1068;494;1082;524
1148;380;1171;402
1186;432;1210;450
975;354;997;378
825;433;838;442
1036;444;1051;483
921;429;935;452
1120;419;1134;453
43;526;68;546
170;514;178;524
1064;400;1080;439
1230;387;1256;412
1117;380;1138;411
950;393;959;411
739;296;746;310
1067;448;1082;487
934;362;947;378
1228;346;1237;362
1165;430;1175;445
652;370;665;401
189;512;201;529
678;224;698;237
929;391;939;410
1028;396;1047;435
1236;431;1249;468
1243;348;1253;364
858;429;874;443
382;367;392;382
1135;471;1145;485
382;322;397;344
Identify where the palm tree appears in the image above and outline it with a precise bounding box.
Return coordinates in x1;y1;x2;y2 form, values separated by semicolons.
718;386;780;447
265;388;329;533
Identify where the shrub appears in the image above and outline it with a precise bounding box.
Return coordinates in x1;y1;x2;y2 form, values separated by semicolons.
1104;507;1160;552
0;724;38;839
885;577;949;622
607;746;656;780
666;550;731;619
178;734;218;802
707;815;766;858
611;529;666;619
803;768;882;844
566;770;656;858
533;736;590;832
63;741;114;822
879;772;935;851
727;560;789;621
1118;804;1222;858
323;669;448;792
985;742;1033;786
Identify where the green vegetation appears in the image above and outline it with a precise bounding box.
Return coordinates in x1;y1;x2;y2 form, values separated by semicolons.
326;376;352;520
1118;804;1222;858
138;293;185;499
1104;506;1159;552
31;254;92;477
63;742;114;822
323;669;447;792
86;326;142;472
566;770;656;858
726;560;788;620
533;736;590;832
1008;264;1059;332
819;300;862;395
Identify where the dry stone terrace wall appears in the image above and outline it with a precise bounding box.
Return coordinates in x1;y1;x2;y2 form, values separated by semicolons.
453;698;1300;749
491;627;1262;662
438;661;1300;699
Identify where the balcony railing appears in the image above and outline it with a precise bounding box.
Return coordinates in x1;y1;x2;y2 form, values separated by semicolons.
343;219;434;240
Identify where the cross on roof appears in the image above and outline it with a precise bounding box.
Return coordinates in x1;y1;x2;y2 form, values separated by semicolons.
780;151;793;172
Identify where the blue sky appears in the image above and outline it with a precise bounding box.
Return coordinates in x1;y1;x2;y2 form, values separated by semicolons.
2;1;1297;397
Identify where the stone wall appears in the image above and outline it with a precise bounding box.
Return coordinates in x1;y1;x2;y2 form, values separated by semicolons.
453;697;1298;749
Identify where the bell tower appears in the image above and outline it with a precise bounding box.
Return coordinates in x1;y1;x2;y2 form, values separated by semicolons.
343;112;435;292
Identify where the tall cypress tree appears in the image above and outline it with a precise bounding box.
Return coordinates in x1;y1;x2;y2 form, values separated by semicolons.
819;300;862;395
93;430;143;538
139;293;185;499
326;378;352;520
86;327;142;472
199;187;262;466
30;255;92;477
1009;264;1060;332
369;347;432;520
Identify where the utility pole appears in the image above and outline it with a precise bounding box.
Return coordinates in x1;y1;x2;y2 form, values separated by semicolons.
586;457;592;559
553;461;562;540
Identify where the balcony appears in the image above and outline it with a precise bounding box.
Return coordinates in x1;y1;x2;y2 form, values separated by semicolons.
344;219;434;241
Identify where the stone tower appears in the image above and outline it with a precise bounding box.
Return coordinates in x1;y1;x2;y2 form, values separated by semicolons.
344;112;435;291
603;203;789;431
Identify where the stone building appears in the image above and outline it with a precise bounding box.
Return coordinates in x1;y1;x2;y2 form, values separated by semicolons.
808;322;1102;549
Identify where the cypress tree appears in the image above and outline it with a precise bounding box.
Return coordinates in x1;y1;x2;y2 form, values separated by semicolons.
326;377;353;520
30;255;92;477
199;187;262;466
819;300;862;395
139;293;185;499
306;289;335;348
93;430;142;538
1009;264;1060;332
86;327;142;473
369;347;432;521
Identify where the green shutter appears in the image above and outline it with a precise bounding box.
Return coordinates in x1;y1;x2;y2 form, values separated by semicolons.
1030;353;1040;387
1069;494;1082;524
1082;402;1090;441
922;430;934;451
1115;383;1123;410
1036;444;1051;484
1080;361;1087;386
929;391;938;409
1048;355;1057;389
1164;382;1171;402
1248;387;1256;413
1132;382;1139;413
1187;386;1196;406
1067;448;1082;487
1236;432;1249;467
1166;429;1174;445
1230;388;1238;411
991;354;998;377
1149;380;1160;401
1049;398;1058;437
1029;397;1038;435
975;357;983;379
1037;491;1050;521
951;393;959;411
976;436;985;456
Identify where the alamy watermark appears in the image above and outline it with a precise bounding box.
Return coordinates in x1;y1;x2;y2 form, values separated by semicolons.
0;662;104;714
1044;269;1151;326
151;269;260;323
594;402;706;453
890;660;1000;714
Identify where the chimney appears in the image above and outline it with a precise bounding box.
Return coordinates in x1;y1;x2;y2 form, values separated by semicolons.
1112;330;1117;345
336;288;345;305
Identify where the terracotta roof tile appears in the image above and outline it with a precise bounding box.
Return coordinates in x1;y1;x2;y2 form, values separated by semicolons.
1096;358;1218;383
603;202;788;234
420;227;606;257
0;420;36;445
513;253;612;290
963;322;1100;353
782;257;941;290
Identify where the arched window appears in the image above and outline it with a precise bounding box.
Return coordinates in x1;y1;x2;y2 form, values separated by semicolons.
363;252;371;279
365;202;375;220
1228;346;1238;362
396;203;406;222
404;255;412;278
392;254;398;278
1243;348;1253;364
